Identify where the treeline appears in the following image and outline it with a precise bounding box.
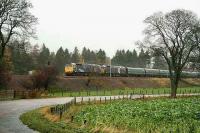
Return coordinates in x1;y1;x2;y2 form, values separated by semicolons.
112;49;167;69
112;49;150;67
9;40;108;74
8;40;168;75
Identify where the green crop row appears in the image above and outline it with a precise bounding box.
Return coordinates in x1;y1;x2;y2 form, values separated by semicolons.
72;97;200;132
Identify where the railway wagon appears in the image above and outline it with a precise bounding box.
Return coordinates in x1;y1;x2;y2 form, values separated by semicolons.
104;66;127;76
127;67;146;76
145;69;160;77
159;70;169;77
181;71;199;78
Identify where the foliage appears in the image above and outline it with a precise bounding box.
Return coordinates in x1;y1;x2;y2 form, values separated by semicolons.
54;47;66;74
19;66;57;90
142;9;200;97
37;44;50;68
112;48;152;68
31;66;57;90
73;97;200;132
71;47;80;63
0;0;38;59
11;40;35;74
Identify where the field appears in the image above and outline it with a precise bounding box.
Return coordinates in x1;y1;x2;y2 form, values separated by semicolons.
69;97;200;132
21;96;200;133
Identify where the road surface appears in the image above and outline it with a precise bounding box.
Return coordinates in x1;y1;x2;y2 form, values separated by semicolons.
0;97;73;133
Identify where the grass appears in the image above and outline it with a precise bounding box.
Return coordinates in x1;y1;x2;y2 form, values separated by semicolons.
20;107;90;133
47;87;200;97
21;96;200;133
71;96;200;132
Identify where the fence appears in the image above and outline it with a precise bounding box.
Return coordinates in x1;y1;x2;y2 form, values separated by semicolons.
1;87;200;100
48;87;200;97
0;90;42;100
50;94;153;120
50;91;200;120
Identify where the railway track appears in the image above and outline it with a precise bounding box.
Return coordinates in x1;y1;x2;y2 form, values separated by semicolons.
63;76;168;79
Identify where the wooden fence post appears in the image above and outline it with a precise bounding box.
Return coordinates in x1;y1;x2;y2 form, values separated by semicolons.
13;90;16;99
60;110;63;119
94;97;96;104
130;93;132;100
71;116;74;122
88;98;90;104
81;97;83;104
61;88;63;96
74;97;76;104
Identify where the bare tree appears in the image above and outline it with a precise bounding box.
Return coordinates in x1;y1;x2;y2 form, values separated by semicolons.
0;0;37;59
141;9;200;98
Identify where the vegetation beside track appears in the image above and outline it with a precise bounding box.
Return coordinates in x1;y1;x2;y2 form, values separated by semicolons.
21;96;200;133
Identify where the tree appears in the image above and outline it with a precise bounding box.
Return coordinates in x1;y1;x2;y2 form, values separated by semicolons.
64;48;71;64
96;49;106;64
11;40;34;74
0;0;37;59
138;48;146;67
0;47;11;89
31;44;40;67
142;9;200;97
71;47;80;63
55;47;65;74
82;47;88;63
38;44;50;67
132;49;138;67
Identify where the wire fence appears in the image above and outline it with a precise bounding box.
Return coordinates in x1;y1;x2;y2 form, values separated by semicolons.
1;87;200;100
50;92;200;120
48;87;200;97
0;90;43;100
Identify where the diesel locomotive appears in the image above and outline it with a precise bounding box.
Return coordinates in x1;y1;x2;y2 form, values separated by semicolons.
64;63;200;78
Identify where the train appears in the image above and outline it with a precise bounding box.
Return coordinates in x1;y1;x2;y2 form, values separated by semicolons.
64;63;200;78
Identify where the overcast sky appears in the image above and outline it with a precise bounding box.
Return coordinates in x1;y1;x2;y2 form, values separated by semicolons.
30;0;200;57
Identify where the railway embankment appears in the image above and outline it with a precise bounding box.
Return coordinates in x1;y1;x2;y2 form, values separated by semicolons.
9;75;200;91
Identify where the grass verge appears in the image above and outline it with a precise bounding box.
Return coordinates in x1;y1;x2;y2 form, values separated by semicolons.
20;107;90;133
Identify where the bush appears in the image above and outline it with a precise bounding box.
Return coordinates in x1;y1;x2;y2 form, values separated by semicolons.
19;66;57;91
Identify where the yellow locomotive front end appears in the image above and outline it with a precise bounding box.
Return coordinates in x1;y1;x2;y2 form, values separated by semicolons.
64;63;75;76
